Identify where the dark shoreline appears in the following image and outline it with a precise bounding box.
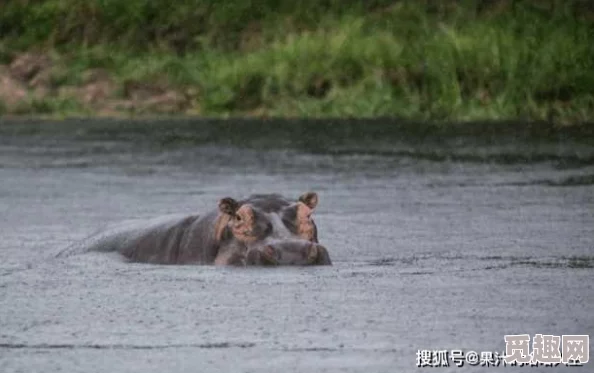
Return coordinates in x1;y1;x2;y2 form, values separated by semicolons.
2;118;593;150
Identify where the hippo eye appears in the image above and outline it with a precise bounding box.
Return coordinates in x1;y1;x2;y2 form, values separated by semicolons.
234;214;242;222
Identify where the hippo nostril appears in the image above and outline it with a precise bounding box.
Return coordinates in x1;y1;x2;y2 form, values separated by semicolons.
263;245;275;257
308;244;332;265
306;243;319;263
260;245;279;265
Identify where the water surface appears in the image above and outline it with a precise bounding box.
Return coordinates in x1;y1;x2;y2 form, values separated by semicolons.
0;119;593;372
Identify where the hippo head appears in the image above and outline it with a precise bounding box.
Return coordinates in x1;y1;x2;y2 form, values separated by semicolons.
217;192;331;266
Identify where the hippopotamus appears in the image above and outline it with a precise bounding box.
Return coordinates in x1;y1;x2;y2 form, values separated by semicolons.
61;192;331;266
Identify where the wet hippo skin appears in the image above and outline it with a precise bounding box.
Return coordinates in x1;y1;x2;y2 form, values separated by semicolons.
245;243;332;266
61;192;332;266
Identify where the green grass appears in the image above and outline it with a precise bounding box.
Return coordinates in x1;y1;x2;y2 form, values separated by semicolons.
11;96;88;117
0;0;593;122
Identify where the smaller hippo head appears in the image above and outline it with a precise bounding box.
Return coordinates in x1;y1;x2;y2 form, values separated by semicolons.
217;192;331;265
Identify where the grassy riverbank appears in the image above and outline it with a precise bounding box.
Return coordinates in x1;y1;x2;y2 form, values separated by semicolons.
0;0;593;123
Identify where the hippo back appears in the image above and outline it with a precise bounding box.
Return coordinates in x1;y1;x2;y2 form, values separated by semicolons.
57;214;199;263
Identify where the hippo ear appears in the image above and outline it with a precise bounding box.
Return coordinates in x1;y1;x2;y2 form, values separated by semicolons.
298;192;318;210
218;197;239;215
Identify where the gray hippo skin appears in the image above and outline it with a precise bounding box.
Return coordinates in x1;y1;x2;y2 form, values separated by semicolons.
62;192;331;266
245;240;332;266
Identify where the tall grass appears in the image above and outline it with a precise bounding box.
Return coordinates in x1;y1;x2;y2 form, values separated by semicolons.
0;0;592;121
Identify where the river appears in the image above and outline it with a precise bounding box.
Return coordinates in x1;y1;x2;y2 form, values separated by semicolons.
0;119;592;372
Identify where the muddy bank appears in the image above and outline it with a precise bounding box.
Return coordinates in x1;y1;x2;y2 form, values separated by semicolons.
0;52;192;117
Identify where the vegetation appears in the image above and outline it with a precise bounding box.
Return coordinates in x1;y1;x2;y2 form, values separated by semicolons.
0;0;592;122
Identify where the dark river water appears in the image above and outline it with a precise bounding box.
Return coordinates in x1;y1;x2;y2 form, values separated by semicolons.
0;119;592;372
